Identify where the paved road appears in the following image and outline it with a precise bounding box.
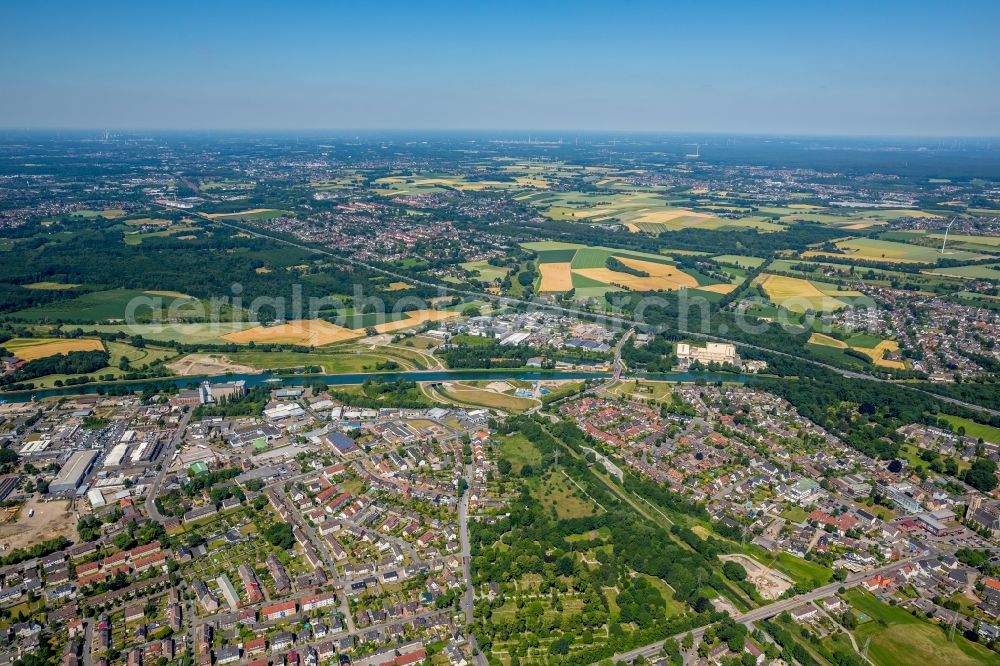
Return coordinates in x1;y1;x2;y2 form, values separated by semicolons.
611;556;920;663
271;486;356;634
81;619;94;666
458;460;487;666
190;212;999;418
145;407;193;522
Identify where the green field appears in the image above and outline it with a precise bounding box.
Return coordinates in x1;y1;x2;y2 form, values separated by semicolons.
76;322;258;344
498;433;542;474
123;224;200;245
928;264;1000;280
713;255;766;268
845;333;882;347
226;349;416;373
568;245;676;269
520;240;588;251
846;589;998;666
461;260;510;282
13;289;199;323
939;415;1000;444
817;238;987;264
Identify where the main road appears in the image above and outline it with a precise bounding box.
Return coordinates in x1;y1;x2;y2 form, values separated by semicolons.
189;211;998;419
145;406;193;523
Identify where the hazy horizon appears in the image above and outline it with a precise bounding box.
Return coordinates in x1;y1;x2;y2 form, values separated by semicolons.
4;1;1000;136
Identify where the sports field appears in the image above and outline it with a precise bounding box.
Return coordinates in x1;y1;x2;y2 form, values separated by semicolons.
4;338;105;361
755;274;849;312
222;319;362;346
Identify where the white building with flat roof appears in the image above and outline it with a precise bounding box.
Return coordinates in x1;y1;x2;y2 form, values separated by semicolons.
676;342;738;367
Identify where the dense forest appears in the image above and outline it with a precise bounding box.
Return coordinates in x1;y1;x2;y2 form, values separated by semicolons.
0;217;440;318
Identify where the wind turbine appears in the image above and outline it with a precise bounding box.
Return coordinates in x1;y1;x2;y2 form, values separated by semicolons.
685;143;700;158
940;217;958;254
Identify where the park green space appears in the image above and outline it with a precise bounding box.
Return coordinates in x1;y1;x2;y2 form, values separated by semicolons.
939;414;1000;444
845;589;997;665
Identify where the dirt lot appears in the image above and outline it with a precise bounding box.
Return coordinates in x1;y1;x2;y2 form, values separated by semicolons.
719;554;794;600
168;353;261;376
0;496;77;552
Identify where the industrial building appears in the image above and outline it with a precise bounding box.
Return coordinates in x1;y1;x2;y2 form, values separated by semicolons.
50;450;100;494
675;342;739;368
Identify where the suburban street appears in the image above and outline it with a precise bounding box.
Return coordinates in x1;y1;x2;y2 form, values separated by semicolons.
611;556;922;663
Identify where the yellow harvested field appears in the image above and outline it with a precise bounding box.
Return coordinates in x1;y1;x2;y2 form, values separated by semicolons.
255;267;272;274
374;309;458;334
24;281;80;290
222;319;362;346
856;340;905;368
614;257;698;289
144;290;194;299
575;257;698;292
514;176;549;188
539;262;574;292
808;333;848;348
203;208;276;219
842;222;876;230
787;204;822;210
384;281;413;291
634;209;711;224
755;274;847;312
5;338;105;361
697;283;738;294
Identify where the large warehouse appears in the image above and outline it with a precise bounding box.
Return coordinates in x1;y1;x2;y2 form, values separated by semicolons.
50;450;100;494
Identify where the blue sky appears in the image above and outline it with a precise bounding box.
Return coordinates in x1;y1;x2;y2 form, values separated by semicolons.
3;1;999;135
